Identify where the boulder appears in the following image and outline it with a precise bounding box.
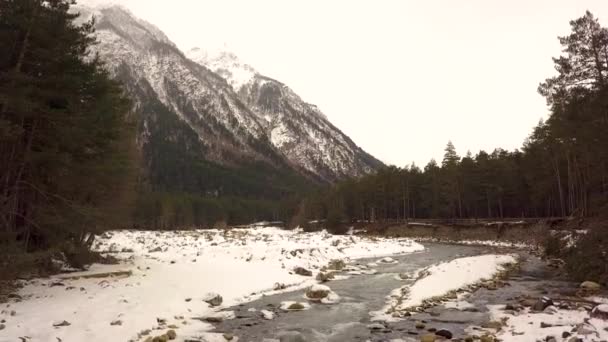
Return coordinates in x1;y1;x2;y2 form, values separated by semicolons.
294;267;312;276
316;272;335;282
328;259;346;270
591;304;608;320
166;330;177;340
152;336;168;342
532;297;554;311
435;329;453;339
203;293;223;307
380;257;396;263
580;281;601;290
305;284;331;300
110;320;122;326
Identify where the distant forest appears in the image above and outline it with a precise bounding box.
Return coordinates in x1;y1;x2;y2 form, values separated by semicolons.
302;11;608;225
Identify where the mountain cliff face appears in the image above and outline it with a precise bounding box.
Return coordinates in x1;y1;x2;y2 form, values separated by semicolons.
188;49;384;181
75;4;382;197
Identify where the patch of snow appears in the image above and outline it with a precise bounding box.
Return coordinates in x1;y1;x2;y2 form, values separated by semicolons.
489;304;608;341
372;254;516;321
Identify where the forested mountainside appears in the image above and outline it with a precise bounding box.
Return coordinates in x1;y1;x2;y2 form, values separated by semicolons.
307;12;608;227
71;4;382;226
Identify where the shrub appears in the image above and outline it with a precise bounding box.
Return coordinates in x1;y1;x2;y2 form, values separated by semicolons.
563;229;608;285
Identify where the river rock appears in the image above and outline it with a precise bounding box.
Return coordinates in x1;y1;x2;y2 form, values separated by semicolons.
110;319;122;326
316;272;335;282
591;304;608;320
166;329;177;340
380;257;396;263
0;324;5;330
580;281;601;290
435;329;453;339
328;259;346;270
203;293;223;307
222;333;233;341
53;320;71;327
148;247;162;253
575;323;596;335
152;335;168;342
293;267;312;276
202;316;223;323
480;335;496;342
532;297;553;311
367;323;385;330
305;284;330;300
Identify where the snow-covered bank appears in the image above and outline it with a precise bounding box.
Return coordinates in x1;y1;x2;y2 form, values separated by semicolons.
489;304;608;341
412;236;531;249
0;227;423;342
373;254;517;321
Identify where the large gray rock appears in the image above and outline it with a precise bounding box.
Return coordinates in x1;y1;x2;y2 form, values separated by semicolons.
591;304;608;320
203;293;223;307
293;267;312;277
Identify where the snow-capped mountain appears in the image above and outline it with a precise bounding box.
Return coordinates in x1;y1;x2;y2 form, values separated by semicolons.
75;3;382;189
187;48;383;181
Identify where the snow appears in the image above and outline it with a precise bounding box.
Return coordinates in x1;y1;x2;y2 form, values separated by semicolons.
489;305;608;341
412;237;531;249
372;254;517;321
260;310;274;320
1;227;422;342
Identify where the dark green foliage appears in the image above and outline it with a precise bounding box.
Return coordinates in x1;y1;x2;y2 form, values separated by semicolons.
564;229;608;285
133;192;300;229
0;0;135;255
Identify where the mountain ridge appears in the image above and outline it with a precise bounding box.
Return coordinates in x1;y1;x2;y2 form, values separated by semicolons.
74;3;383;195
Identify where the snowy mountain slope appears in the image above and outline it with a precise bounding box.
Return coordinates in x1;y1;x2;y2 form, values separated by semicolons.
188;48;384;181
74;3;382;189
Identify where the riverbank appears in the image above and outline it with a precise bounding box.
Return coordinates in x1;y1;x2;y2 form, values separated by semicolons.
0;227;423;342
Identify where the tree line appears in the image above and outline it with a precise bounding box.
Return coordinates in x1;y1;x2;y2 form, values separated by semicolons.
302;11;608;225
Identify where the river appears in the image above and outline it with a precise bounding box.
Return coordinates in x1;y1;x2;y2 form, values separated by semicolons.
200;243;573;341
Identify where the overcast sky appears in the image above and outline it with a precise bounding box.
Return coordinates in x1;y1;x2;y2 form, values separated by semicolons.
91;0;608;167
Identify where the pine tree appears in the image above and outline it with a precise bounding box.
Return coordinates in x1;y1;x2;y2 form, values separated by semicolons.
0;0;135;253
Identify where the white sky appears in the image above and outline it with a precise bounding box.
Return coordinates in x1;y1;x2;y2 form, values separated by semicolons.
92;0;608;167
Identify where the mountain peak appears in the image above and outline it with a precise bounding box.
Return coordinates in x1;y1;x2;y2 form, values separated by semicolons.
187;47;257;92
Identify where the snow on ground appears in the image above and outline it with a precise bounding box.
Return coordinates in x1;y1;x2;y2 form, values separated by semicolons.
0;227;422;342
489;305;608;341
412;236;530;248
372;254;517;321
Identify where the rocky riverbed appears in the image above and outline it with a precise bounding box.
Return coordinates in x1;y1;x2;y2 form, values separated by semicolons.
192;244;608;342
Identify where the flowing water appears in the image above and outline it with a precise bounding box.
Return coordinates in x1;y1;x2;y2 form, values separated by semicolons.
204;243;572;342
